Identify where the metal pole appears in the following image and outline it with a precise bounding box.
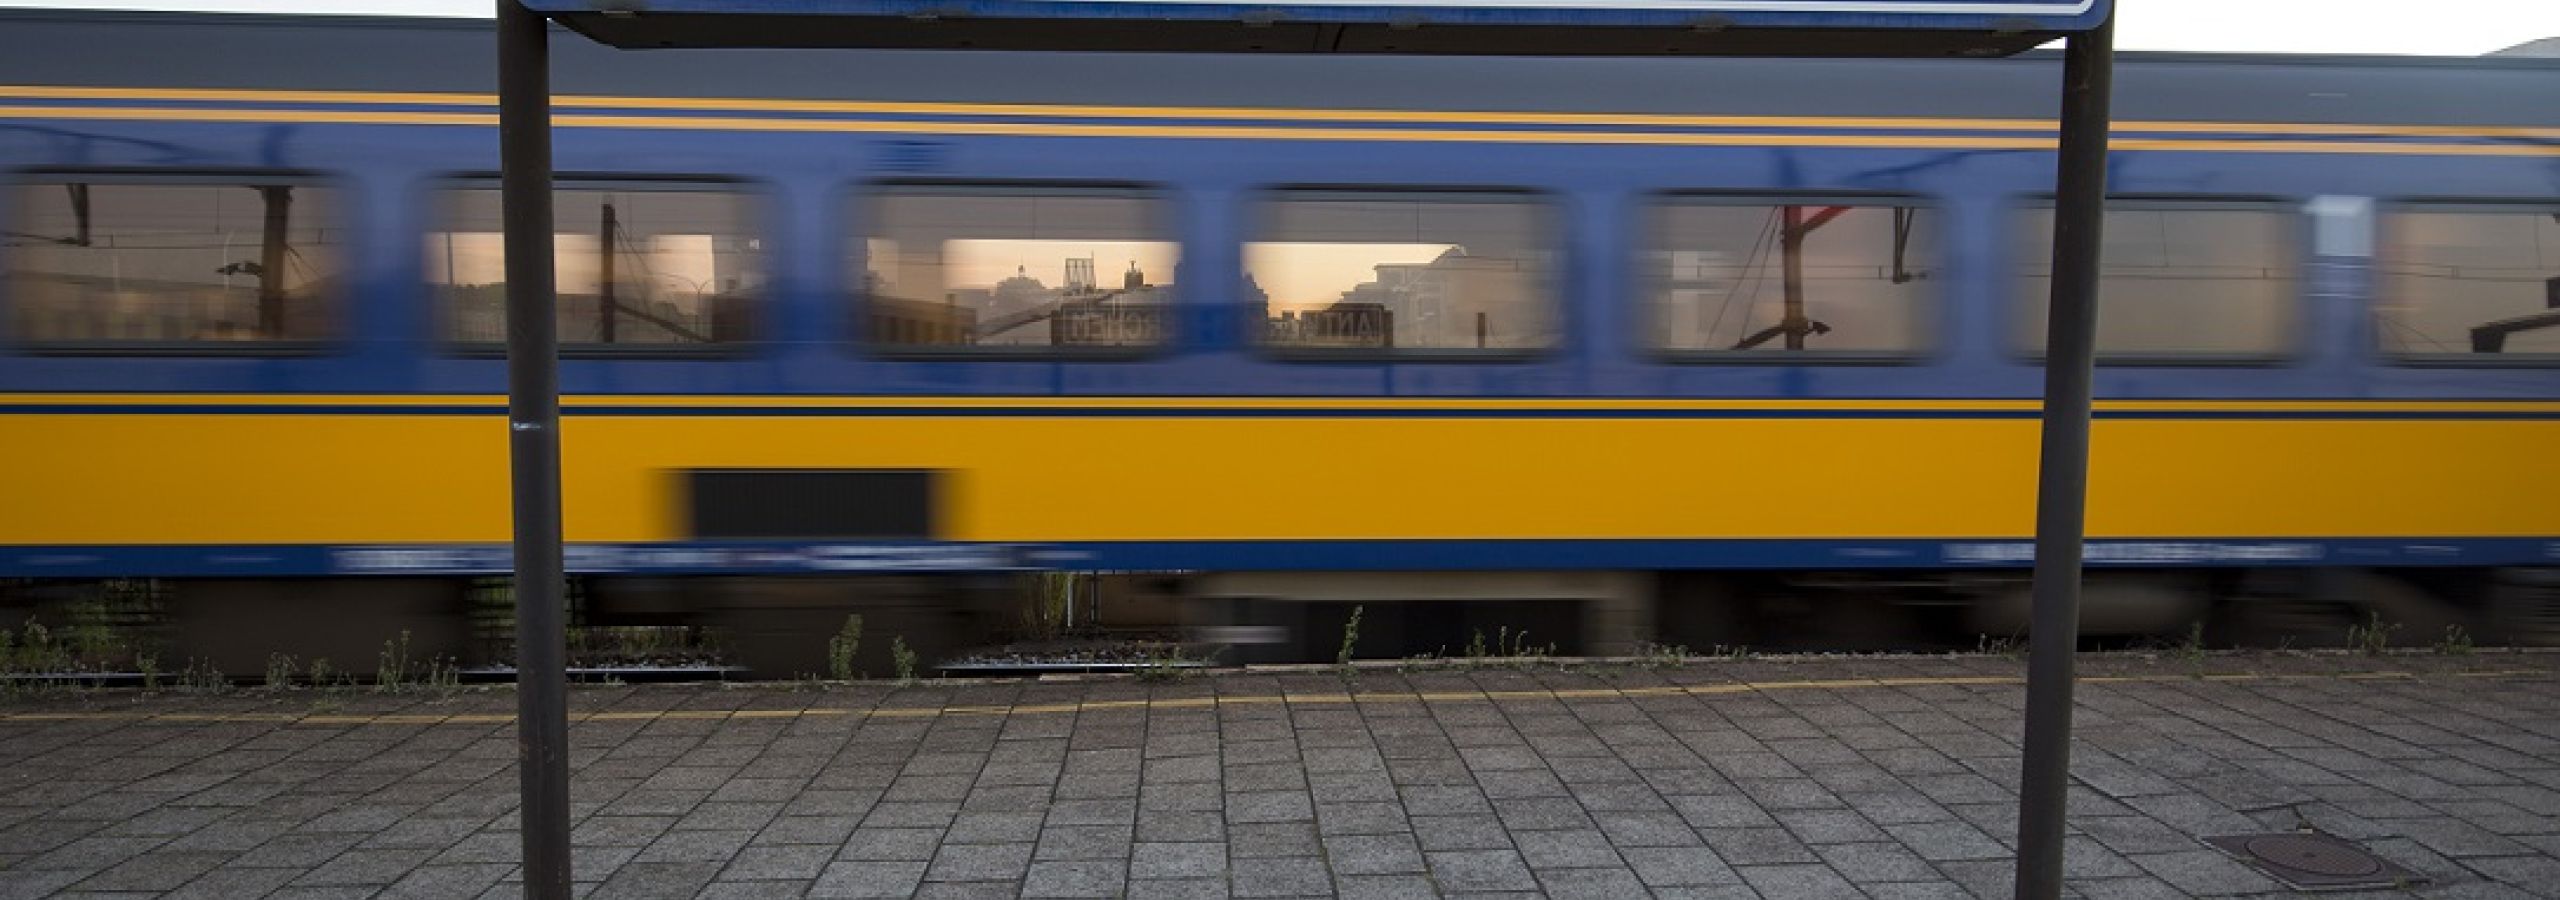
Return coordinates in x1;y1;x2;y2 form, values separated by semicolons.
2013;14;2114;900
498;2;572;898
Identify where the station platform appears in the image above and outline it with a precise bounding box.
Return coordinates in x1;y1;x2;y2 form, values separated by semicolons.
2;652;2555;899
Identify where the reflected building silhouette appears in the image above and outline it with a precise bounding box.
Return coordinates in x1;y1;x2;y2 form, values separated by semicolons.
1266;246;1538;349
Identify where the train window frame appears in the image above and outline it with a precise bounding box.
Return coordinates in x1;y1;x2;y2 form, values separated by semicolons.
430;173;769;360
2375;198;2560;368
1638;191;1940;366
1;168;347;357
850;179;1182;362
1245;185;1563;363
2010;194;2306;367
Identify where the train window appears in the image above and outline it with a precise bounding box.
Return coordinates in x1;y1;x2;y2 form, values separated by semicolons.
2016;201;2298;359
857;184;1175;352
1643;198;1933;356
2378;205;2560;360
4;176;339;348
432;182;761;348
1247;190;1555;354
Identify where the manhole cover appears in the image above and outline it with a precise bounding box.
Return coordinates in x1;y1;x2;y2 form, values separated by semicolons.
2204;831;2423;891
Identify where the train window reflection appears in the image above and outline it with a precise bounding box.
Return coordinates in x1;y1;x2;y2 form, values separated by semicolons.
433;183;760;347
859;185;1176;350
2379;206;2560;359
1644;199;1933;355
2017;202;2297;358
1248;191;1554;353
5;177;339;346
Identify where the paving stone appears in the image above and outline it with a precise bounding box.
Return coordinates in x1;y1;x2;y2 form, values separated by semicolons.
1426;849;1538;892
1885;820;2009;862
1131;842;1228;879
2125;848;2287;896
755;815;858;846
1228;822;1322;858
1231;856;1333;897
839;827;943;861
808;860;927;898
1035;824;1134;861
1736;861;1860;896
1594;810;1704;847
233;832;366;868
1775;807;1890;845
634;827;753;863
1227;791;1315;824
720;843;833;880
1022;859;1129;898
1514;829;1620;870
1492;797;1594;832
378;862;514;899
1324;833;1427;875
1138;811;1228;844
945;811;1045;844
1336;873;1443;900
290;847;435;888
1532;866;1651;900
1816;840;1938;883
1315;801;1409;836
1620;845;1735;887
923;841;1034;882
1129;877;1232;899
1412;815;1516;852
592;860;723;900
67;850;228;892
696;881;814;899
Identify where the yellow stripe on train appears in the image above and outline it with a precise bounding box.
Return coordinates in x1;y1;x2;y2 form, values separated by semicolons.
1;408;2553;545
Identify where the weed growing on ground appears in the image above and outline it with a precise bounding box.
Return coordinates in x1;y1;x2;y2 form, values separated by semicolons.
376;631;413;691
308;657;335;688
19;622;57;674
179;658;227;694
1336;605;1364;670
1637;643;1692;668
1976;633;2023;657
1134;645;1197;682
137;652;160;692
2177;622;2207;664
828;614;864;681
891;636;917;682
2348;612;2397;656
265;653;298;690
2435;624;2474;656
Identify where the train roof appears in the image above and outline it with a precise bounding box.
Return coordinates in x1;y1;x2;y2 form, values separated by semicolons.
1;8;2555;127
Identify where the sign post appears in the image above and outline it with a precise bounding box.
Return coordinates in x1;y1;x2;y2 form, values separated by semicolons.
495;1;571;897
2015;14;2113;899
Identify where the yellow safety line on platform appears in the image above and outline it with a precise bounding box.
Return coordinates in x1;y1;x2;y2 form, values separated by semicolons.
0;668;2542;728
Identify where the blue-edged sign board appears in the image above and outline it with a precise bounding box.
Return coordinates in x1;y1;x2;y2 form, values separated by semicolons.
526;0;2108;56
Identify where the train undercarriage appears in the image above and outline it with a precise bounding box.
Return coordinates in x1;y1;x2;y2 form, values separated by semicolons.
2;566;2553;684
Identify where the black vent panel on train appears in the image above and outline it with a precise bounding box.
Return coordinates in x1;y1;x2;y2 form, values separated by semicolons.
684;469;938;540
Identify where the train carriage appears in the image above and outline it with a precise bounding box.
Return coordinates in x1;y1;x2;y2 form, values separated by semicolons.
1;11;2555;673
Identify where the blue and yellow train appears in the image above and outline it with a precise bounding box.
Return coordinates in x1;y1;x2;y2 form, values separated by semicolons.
2;11;2555;667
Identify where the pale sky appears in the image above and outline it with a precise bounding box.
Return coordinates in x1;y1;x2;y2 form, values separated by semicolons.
2;0;2555;55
